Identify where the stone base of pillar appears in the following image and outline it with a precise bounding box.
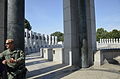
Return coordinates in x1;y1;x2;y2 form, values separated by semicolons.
94;50;104;66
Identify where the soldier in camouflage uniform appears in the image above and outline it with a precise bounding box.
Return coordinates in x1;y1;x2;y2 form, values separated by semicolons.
0;39;27;79
0;61;7;79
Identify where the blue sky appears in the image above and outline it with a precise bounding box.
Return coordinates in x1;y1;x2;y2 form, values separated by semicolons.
25;0;120;34
95;0;120;31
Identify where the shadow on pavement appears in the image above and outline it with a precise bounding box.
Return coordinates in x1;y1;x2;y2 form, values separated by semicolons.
27;65;79;79
25;56;42;60
27;64;66;78
26;59;49;66
107;58;120;65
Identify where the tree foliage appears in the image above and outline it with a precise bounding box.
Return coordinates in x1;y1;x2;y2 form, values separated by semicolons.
96;28;108;41
51;31;64;42
96;28;120;41
110;29;120;38
24;19;32;30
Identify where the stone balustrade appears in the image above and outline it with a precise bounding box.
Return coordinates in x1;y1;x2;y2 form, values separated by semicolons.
99;38;120;44
97;38;120;49
25;29;120;55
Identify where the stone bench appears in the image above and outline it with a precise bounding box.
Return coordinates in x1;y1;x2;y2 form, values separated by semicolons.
94;49;120;66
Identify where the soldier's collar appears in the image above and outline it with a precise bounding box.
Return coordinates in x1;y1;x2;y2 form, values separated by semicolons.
8;49;14;52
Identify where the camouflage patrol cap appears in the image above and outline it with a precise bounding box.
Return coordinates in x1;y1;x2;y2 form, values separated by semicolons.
6;39;14;44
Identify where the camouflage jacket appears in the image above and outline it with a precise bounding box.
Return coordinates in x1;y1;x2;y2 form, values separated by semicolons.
0;49;25;69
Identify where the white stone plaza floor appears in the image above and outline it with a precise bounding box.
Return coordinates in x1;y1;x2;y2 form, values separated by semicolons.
26;52;120;79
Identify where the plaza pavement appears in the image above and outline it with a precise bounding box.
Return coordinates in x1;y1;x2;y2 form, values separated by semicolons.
26;52;120;79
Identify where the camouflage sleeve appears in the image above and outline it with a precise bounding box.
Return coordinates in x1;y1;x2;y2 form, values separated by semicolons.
16;50;25;62
0;53;3;60
0;52;4;59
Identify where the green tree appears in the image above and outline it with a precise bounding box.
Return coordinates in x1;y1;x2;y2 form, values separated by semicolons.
24;19;32;30
96;28;120;41
51;31;64;42
96;28;108;41
109;29;120;38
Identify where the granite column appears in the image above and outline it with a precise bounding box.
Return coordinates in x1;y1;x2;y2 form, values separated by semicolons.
7;0;24;51
0;0;7;52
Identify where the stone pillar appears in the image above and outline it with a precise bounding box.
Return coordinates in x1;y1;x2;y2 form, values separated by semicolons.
43;48;53;61
0;0;7;52
7;0;24;51
80;0;96;67
25;29;29;47
39;34;42;47
24;29;27;53
29;30;33;52
42;34;46;47
119;38;120;43
46;35;49;47
49;35;52;46
32;32;36;52
55;36;58;45
52;36;54;45
64;0;96;67
63;0;81;66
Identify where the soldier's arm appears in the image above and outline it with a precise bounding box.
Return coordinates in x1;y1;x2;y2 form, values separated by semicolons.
0;52;4;59
0;53;3;63
0;52;7;64
16;50;25;62
0;53;2;59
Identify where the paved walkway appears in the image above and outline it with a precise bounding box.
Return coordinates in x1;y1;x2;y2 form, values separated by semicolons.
26;53;120;79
